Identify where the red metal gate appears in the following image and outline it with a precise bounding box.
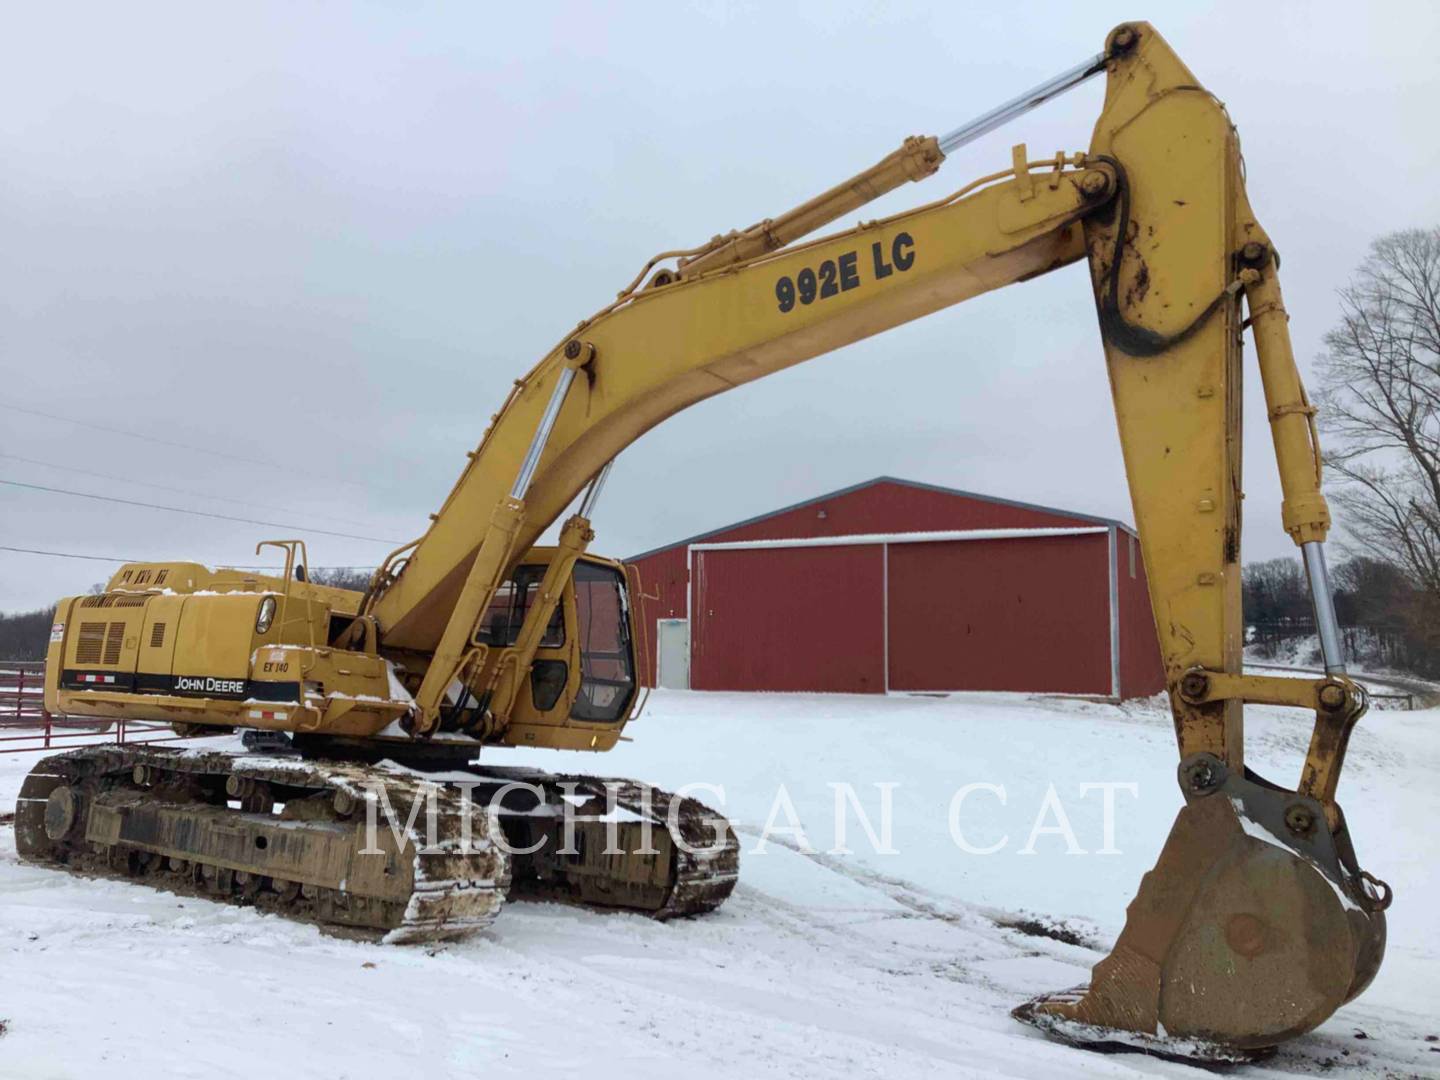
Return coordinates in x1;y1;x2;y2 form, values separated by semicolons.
0;661;185;754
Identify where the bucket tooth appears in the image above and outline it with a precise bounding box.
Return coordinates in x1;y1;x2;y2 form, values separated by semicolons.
1014;754;1388;1057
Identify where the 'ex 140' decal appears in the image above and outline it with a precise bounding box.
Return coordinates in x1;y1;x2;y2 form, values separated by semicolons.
774;232;914;314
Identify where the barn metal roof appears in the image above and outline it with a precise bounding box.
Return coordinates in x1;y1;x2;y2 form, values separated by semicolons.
628;476;1135;562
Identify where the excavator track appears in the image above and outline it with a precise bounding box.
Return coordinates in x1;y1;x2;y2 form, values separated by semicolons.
468;766;740;918
13;745;509;944
13;746;739;941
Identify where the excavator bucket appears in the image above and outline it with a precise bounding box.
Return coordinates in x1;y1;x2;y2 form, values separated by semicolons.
1014;754;1387;1062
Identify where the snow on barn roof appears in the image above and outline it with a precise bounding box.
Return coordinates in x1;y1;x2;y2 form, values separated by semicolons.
628;476;1134;562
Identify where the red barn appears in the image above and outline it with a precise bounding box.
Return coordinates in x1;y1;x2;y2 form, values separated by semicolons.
627;477;1164;699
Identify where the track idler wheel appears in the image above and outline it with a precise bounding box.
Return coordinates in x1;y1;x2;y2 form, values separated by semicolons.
1014;754;1388;1060
43;785;82;842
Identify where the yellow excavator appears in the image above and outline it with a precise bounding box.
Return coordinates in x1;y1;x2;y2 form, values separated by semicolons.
17;22;1389;1062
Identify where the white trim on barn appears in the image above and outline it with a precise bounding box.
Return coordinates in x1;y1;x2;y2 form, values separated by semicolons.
881;541;890;694
1108;525;1121;699
688;526;1108;553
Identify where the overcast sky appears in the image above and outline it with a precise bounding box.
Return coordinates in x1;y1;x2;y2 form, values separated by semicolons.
2;2;1438;612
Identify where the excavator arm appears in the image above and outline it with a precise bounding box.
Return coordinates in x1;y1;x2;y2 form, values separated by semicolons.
355;21;1386;1055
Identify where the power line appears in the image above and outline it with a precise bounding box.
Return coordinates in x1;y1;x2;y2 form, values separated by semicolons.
0;452;386;530
0;479;401;544
0;400;291;470
0;544;138;563
224;565;377;572
0;400;369;488
0;544;377;571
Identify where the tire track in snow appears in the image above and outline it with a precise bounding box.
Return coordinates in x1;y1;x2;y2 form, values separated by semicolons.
731;824;1104;951
731;826;1440;1079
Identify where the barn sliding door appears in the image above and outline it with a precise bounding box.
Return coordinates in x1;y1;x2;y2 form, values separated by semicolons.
885;535;1112;694
690;545;885;693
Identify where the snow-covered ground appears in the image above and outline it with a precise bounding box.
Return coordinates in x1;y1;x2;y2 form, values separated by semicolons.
1;691;1436;1078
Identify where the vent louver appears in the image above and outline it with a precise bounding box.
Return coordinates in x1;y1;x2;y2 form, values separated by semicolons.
81;594;147;608
75;622;107;665
103;622;125;666
149;622;166;649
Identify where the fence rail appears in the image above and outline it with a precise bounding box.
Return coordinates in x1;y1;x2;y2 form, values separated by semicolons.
0;661;188;754
1242;661;1425;710
1368;692;1416;711
0;661;45;724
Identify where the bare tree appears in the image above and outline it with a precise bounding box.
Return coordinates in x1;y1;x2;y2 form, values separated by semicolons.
1316;227;1440;595
307;567;375;592
0;606;56;661
1243;557;1310;623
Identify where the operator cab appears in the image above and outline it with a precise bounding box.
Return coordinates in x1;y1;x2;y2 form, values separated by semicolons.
469;551;640;750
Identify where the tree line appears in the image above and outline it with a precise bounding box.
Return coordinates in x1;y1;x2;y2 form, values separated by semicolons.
0;606;56;663
1243;555;1437;675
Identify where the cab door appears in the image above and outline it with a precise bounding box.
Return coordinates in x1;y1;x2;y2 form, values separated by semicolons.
568;560;637;723
479;563;574;724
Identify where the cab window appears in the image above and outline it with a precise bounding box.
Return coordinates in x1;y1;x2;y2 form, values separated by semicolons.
570;562;635;723
479;566;565;648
